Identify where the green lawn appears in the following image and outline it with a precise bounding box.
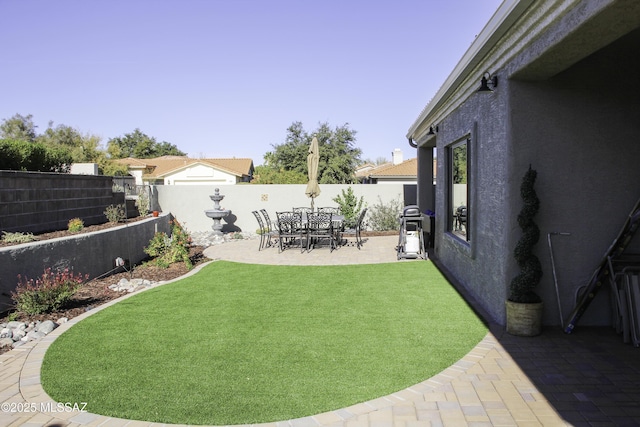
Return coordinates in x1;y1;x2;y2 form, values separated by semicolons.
42;261;487;425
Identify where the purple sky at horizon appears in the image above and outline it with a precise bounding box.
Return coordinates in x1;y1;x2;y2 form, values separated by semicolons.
1;0;503;164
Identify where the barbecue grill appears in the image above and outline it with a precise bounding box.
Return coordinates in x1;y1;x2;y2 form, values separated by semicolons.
397;205;427;260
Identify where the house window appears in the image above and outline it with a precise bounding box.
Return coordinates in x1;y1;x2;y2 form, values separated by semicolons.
448;137;469;242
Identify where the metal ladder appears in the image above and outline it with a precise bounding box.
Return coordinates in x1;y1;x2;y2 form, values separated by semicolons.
564;198;640;334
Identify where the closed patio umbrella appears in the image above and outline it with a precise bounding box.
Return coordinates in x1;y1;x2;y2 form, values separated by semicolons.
305;136;321;210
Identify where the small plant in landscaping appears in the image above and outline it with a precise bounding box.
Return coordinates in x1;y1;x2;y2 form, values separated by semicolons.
333;186;365;227
1;231;38;244
12;268;88;315
368;196;403;231
104;204;126;223
135;190;150;216
145;231;170;258
144;220;193;269
232;232;243;239
67;218;84;233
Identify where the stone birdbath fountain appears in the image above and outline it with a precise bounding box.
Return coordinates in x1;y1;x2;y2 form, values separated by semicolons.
204;188;231;244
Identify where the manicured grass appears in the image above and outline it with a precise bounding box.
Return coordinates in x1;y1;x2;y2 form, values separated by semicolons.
42;261;487;425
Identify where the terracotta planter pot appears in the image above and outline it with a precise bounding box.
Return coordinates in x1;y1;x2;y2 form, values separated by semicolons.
152;211;159;217
506;300;543;337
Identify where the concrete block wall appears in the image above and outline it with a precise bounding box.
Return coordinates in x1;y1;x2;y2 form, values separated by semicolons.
0;171;125;234
0;214;171;312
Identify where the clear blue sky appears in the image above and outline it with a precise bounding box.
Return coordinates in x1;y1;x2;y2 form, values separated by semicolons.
1;0;502;165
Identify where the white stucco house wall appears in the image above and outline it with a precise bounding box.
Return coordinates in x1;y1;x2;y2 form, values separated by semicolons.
407;0;640;329
70;163;99;175
116;156;254;186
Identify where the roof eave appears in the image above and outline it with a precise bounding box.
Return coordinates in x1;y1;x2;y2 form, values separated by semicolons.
406;0;534;141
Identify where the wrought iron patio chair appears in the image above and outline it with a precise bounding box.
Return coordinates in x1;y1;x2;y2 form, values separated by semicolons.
259;209;278;248
317;207;341;215
341;208;367;249
306;212;336;252
276;211;305;253
252;210;267;250
455;205;467;233
292;207;313;216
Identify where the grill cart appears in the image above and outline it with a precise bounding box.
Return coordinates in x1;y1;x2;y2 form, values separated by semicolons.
397;205;427;260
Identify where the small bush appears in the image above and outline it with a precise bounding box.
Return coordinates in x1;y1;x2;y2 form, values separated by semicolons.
136;190;150;215
145;231;170;258
144;220;193;269
1;231;38;244
368;196;403;231
104;204;126;223
12;268;88;315
333;186;365;227
67;218;84;233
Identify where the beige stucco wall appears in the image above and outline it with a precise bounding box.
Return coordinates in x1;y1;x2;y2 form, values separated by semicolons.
155;184;409;234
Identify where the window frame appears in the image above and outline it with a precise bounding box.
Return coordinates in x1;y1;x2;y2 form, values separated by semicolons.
447;134;471;244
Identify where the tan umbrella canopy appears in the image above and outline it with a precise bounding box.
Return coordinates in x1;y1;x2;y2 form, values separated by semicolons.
305;136;321;210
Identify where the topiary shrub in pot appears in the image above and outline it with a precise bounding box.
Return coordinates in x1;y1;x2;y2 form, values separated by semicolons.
506;165;544;336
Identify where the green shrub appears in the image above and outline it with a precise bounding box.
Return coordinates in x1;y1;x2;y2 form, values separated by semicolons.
104;204;126;223
509;166;543;303
0;139;72;172
1;231;38;244
67;218;84;233
12;268;88;315
145;231;170;258
332;186;365;227
144;220;193;269
135;190;150;215
368;196;402;231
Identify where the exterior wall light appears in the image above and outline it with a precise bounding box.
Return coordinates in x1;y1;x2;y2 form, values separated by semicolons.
478;72;498;92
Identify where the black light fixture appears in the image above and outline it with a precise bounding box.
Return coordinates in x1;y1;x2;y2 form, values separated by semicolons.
427;125;439;135
478;72;498;92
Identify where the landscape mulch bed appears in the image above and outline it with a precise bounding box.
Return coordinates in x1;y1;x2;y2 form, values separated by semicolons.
0;217;209;355
0;216;150;248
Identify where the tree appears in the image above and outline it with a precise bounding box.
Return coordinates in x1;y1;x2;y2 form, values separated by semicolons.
107;128;186;159
0;114;38;142
36;121;129;175
452;144;467;184
155;141;187;157
261;121;362;184
0;114;134;175
38;122;103;163
0;139;72;172
251;165;307;184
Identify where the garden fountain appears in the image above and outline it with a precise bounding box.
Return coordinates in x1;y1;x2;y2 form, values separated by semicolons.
204;188;231;244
